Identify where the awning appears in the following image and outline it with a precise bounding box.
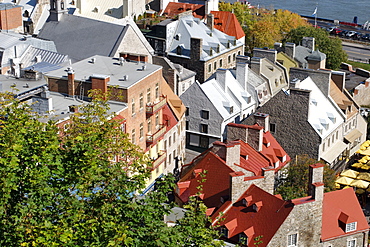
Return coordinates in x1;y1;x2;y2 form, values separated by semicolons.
321;141;347;164
344;129;362;143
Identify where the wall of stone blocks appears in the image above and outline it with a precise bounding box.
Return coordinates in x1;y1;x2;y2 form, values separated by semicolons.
243;89;322;160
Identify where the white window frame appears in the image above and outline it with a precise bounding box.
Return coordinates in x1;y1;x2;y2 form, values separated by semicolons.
347;239;356;247
287;233;298;247
345;222;357;233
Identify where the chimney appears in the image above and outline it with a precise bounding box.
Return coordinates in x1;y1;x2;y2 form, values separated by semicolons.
246;125;263;152
250;57;262;75
253;48;277;63
308;163;324;201
302;37;315;52
262;167;275;194
206;13;214;31
226;142;240;168
331;71;345;91
236;61;249;91
190;38;202;61
91;74;110;95
254;112;269;132
365;79;370;88
69;105;78;113
67;69;75;96
284;42;296;59
274;42;282;52
216;69;227;91
227;123;248;143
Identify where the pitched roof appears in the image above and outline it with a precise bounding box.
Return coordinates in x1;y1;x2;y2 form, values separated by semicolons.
238;141;270;176
178;151;233;207
161;79;186;120
329;80;357;119
260;131;291;169
321;188;369;241
162;2;205;19
162;102;178;132
210;11;245;40
211;184;293;246
38;15;129;62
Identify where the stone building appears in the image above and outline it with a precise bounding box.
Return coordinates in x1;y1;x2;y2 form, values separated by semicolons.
167;13;244;83
44;55;186;191
181;60;256;149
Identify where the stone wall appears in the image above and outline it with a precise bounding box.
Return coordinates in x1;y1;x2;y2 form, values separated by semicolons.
243;89;322;160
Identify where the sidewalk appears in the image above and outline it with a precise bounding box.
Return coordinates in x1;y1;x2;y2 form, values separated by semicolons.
342;41;370;51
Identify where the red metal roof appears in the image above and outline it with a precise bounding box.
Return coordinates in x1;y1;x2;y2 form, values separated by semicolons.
212;184;293;246
238;142;270;176
260;131;291;171
210;11;245;40
162;2;205;19
162;103;178;131
178;151;233;207
321;188;369;241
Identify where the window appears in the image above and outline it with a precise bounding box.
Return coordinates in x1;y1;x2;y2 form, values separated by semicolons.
131;98;135;114
120;123;126;133
155;83;159;99
169;153;172;166
238;51;241;56
208;63;212;72
186;120;189;130
131;129;136;144
229;106;234;114
214;61;217;70
346;222;357;233
220;227;228;238
233;53;236;61
347;239;356;247
200;124;208;133
219;59;223;67
270;123;276;133
228;55;231;63
164;140;167;150
147;119;151;133
155;113;159;127
169;136;172;146
139;93;144;109
147;88;151;103
287;233;297;247
201;110;209;119
186;107;189;116
173;132;176;143
139;123;144;139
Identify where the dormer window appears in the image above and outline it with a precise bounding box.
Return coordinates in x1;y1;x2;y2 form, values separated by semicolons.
238;233;248;245
176;45;183;55
230;106;234;114
281;155;287;163
311;98;318;106
275;161;279;168
327;112;336;123
345;222;357;233
320;118;329;130
220;226;228;238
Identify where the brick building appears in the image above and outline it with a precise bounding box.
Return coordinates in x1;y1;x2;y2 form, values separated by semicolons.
44;55;186;190
0;3;23;33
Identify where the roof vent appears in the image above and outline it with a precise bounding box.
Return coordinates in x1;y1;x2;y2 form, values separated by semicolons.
142;65;146;71
91;58;96;64
123;75;129;81
119;57;125;66
35;55;42;63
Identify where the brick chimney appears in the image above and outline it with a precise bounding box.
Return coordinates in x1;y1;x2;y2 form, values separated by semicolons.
190;38;202;61
284;42;296;59
308;163;324;201
91;74;110;95
212;141;242;172
206;13;214;31
226;123;264;152
253;48;277;63
254;112;269;132
331;71;345;91
67;69;75;96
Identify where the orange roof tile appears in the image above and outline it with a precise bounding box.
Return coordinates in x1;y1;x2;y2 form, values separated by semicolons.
212;184;293;246
210;11;245;40
321;188;369;241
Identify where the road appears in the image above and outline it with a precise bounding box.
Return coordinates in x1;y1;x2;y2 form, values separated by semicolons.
342;42;370;63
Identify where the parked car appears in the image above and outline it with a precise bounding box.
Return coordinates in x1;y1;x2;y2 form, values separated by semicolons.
362;33;370;40
330;28;342;35
346;31;358;38
339;30;349;37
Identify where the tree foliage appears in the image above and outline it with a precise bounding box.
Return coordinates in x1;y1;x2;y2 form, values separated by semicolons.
0;92;221;246
275;155;337;200
286;26;348;69
219;3;308;52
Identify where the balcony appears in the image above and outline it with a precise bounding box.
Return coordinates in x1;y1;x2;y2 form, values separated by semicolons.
146;124;166;145
146;96;166;116
150;151;166;170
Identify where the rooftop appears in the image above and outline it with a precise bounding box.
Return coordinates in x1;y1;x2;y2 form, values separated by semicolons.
45;55;162;89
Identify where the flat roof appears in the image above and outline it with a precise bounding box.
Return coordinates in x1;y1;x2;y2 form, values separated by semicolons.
45;55;162;89
0;74;47;95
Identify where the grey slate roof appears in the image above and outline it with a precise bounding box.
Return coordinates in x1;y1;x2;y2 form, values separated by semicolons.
295;46;326;68
45;55;162;89
38;15;128;62
174;64;196;81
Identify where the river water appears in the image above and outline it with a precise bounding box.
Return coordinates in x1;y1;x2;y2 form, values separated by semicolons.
223;0;370;24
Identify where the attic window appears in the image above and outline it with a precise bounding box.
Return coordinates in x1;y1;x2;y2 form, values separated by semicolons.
176;46;183;55
268;66;274;71
175;34;181;40
327;112;336;123
345;222;357;233
275;161;279;168
220;227;228;238
230;106;234;114
281;155;287;163
320;118;329;130
311;99;318;106
238;233;248;244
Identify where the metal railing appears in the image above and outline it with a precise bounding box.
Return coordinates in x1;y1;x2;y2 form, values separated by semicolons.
146;124;166;144
146;96;166;115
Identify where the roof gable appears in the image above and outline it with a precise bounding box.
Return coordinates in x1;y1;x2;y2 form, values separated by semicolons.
322;188;369;241
211;11;245;40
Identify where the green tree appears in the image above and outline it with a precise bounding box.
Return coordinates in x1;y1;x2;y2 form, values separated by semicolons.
275;155;336;200
0;92;221;246
286;25;348;69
